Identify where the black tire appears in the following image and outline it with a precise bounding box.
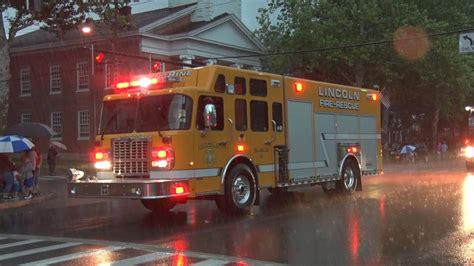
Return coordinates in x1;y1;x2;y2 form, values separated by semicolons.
336;159;360;194
218;164;257;215
141;199;176;214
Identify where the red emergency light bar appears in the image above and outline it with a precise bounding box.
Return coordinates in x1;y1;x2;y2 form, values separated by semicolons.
115;77;159;90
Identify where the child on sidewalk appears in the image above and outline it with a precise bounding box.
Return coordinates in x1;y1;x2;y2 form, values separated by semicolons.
19;151;35;200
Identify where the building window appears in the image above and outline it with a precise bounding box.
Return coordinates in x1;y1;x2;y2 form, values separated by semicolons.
51;112;62;138
78;110;90;139
20;68;31;96
21;113;32;123
105;61;115;89
50;64;61;93
77;62;89;91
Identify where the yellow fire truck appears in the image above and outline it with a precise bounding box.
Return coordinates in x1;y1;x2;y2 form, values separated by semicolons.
67;65;382;214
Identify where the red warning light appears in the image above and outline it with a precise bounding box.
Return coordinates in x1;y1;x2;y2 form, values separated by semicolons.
295;82;303;92
175;186;184;194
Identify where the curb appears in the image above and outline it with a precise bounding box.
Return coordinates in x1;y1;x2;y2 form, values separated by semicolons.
0;192;54;210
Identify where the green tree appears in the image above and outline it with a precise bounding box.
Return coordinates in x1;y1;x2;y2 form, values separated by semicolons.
0;1;100;132
257;0;474;147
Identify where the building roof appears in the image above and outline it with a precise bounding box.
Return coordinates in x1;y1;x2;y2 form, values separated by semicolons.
10;3;197;48
131;3;196;28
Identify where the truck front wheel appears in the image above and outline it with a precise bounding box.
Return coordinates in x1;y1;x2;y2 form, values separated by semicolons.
216;164;256;215
141;199;176;214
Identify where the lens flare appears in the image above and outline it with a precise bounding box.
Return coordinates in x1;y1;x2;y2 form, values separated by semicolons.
393;26;429;60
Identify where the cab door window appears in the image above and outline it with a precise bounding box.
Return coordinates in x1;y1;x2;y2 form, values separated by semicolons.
235;99;247;131
215;74;226;93
235;77;246;95
250;100;268;131
250;79;267;97
197;96;224;130
272;102;283;132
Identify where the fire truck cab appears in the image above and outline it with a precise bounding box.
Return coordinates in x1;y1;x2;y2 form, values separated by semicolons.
67;65;382;214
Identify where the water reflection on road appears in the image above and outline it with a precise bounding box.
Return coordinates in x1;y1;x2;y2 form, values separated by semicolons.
2;167;474;264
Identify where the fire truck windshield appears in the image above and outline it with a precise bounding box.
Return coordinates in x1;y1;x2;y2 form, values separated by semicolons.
99;94;193;134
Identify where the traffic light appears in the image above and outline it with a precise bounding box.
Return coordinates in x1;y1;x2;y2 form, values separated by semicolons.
152;61;161;72
93;52;105;75
95;52;105;64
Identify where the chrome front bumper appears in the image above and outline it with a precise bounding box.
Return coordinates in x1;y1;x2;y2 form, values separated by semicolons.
67;179;190;199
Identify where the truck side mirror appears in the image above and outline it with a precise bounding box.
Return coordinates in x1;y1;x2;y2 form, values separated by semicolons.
204;103;217;128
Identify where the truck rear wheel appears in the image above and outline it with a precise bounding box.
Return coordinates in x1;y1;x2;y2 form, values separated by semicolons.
141;199;176;213
337;159;360;194
216;164;256;215
466;161;474;171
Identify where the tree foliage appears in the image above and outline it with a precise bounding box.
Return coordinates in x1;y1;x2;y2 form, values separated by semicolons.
257;0;474;145
0;1;129;131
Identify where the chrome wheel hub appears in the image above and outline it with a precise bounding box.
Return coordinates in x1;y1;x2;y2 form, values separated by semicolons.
344;167;356;190
232;175;251;205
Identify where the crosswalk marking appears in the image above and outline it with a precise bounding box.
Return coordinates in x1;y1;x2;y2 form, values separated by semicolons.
0;239;43;249
0;237;7;240
0;242;81;261
104;251;173;266
191;259;230;266
20;246;126;266
0;234;284;266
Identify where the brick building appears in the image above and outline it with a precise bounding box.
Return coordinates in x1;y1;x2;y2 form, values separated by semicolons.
7;1;264;155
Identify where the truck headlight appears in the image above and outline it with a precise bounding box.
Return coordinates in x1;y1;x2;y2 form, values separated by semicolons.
95;161;112;170
465;146;474;158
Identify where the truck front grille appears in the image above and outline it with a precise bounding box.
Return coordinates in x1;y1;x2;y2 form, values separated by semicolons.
112;137;150;177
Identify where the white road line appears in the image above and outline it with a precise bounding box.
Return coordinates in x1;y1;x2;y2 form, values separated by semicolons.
20;246;126;266
191;259;229;266
0;239;43;249
0;242;81;261
104;251;172;266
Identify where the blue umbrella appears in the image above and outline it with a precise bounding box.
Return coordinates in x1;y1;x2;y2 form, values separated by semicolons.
400;144;416;154
0;135;34;153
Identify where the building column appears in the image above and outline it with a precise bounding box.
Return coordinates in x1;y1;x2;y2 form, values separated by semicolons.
249;66;261;72
204;59;217;65
179;54;195;69
230;63;243;69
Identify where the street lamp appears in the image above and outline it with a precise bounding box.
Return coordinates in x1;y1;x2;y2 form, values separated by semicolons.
81;26;91;34
80;26;98;137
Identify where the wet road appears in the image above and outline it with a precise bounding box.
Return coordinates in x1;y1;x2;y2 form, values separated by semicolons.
1;160;473;265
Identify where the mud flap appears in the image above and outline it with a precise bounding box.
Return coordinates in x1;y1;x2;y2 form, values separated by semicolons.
254;188;260;205
356;176;362;191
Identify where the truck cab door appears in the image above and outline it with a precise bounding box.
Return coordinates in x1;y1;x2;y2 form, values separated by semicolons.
193;95;231;193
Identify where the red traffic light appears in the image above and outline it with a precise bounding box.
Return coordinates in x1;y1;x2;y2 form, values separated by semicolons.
95;52;105;64
152;61;161;72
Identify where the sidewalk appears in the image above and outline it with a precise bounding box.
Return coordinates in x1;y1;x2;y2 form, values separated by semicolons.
383;158;464;173
0;192;54;210
0;174;64;210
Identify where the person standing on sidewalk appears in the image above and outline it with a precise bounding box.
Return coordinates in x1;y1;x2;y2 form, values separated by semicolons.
30;146;42;195
47;145;58;175
0;154;15;199
19;151;34;200
441;141;448;161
